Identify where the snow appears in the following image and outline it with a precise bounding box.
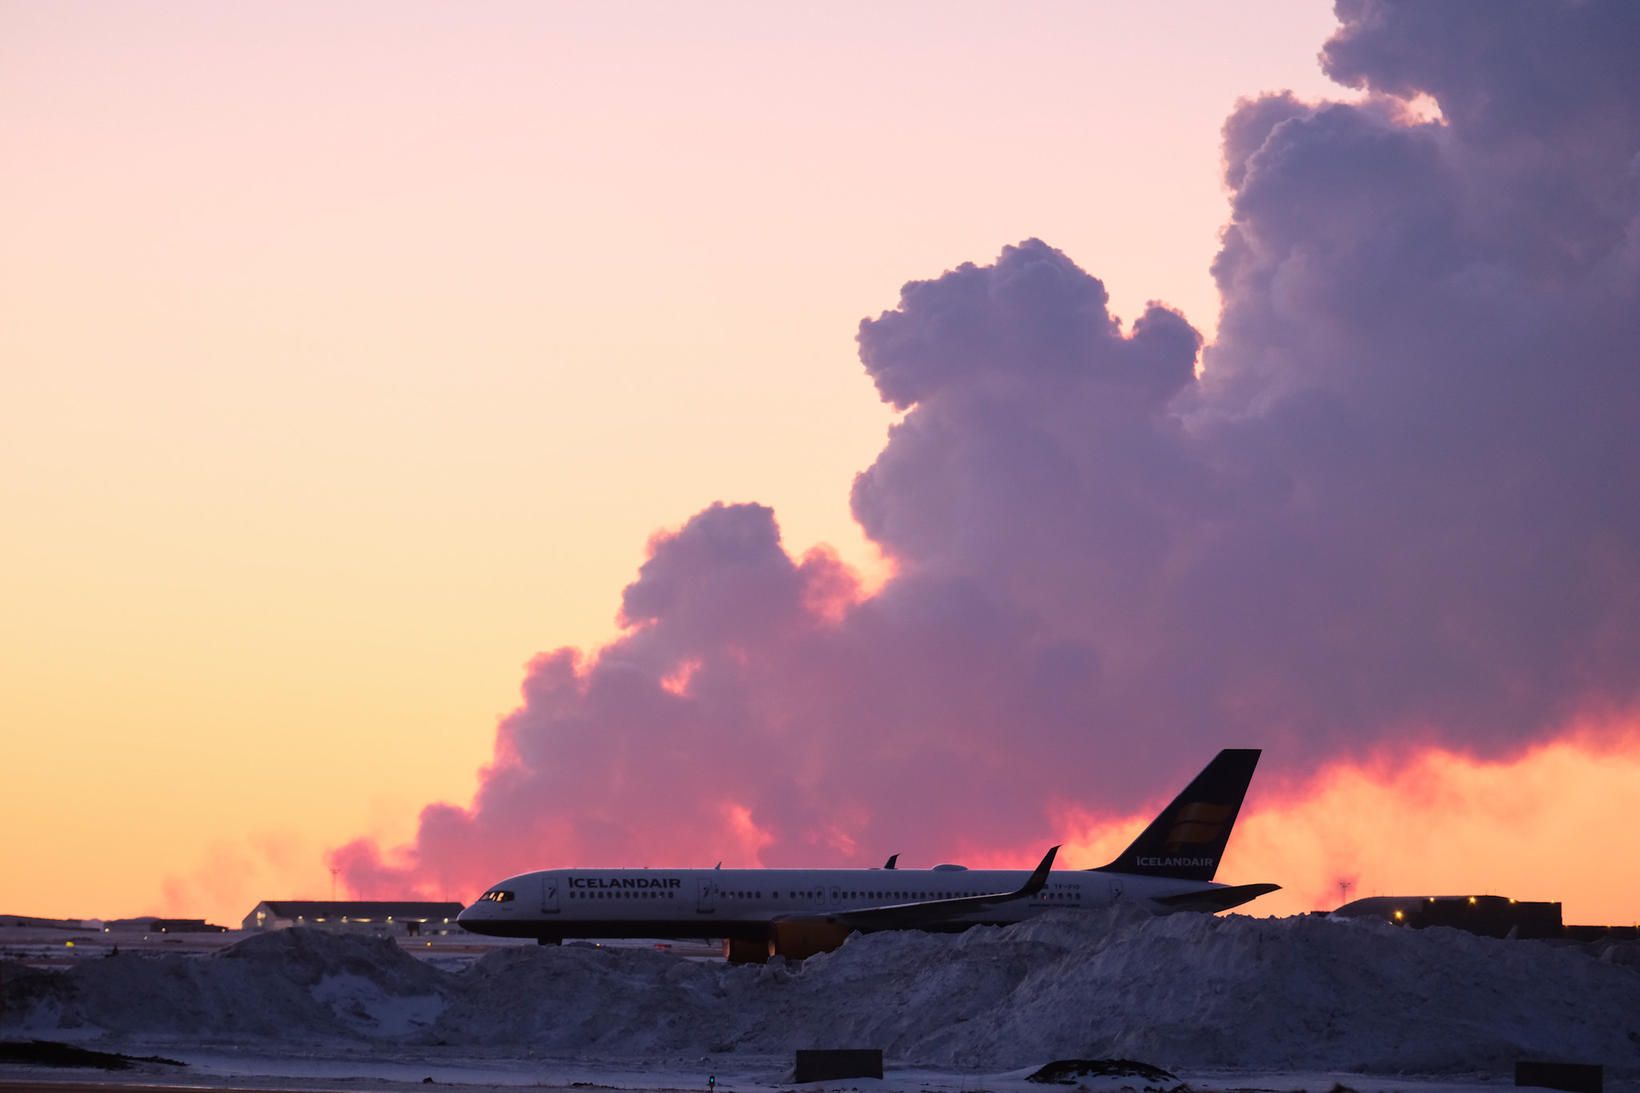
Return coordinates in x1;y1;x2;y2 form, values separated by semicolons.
310;972;444;1036
3;909;1638;1080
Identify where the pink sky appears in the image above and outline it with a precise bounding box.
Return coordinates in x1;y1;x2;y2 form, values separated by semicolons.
6;3;1633;928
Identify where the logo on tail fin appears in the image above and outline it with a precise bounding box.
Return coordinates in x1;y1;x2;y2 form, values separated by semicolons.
1162;802;1234;854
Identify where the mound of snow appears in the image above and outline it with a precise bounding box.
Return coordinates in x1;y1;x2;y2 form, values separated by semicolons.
847;908;1638;1072
438;941;730;1050
5;914;1638;1074
220;928;447;1036
432;910;1640;1072
0;928;447;1043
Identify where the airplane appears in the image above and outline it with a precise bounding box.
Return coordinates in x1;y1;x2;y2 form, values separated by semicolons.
457;748;1277;963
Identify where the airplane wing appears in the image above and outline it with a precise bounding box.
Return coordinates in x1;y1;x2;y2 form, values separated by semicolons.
1151;882;1280;914
785;846;1058;932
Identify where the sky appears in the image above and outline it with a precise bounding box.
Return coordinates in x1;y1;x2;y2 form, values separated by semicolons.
3;1;1637;927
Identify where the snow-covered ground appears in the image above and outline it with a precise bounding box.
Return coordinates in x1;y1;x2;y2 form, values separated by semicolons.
0;1049;1595;1093
3;908;1637;1089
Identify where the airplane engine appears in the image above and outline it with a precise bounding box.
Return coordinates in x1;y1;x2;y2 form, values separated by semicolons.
723;936;771;964
767;919;853;961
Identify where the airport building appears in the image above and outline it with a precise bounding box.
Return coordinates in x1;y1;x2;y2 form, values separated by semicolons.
106;917;226;934
1333;894;1563;939
241;901;465;937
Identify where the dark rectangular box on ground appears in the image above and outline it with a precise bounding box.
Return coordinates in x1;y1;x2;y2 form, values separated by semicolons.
1517;1061;1602;1093
794;1049;883;1083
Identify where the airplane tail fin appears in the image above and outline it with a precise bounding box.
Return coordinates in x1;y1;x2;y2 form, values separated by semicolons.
1093;749;1260;882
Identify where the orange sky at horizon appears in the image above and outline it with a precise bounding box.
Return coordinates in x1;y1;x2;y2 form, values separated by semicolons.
4;2;1636;930
149;731;1640;928
1050;734;1640;927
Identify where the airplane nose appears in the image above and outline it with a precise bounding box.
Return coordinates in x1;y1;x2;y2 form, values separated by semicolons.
455;901;494;935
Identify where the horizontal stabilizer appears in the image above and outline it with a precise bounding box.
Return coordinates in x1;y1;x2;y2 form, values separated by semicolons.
1152;882;1280;914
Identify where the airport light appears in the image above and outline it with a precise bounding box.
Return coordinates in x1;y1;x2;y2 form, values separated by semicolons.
1392;910;1405;922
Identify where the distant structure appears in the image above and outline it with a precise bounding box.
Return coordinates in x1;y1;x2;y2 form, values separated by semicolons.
106;917;226;934
1333;894;1562;939
241;901;464;937
0;915;97;931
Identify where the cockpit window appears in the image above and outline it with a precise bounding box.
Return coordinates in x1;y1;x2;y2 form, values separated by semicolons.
479;889;516;903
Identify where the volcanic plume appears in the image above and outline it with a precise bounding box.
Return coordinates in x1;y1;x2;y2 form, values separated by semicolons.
333;0;1640;907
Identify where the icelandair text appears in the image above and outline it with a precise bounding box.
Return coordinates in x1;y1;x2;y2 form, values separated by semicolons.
1136;857;1217;867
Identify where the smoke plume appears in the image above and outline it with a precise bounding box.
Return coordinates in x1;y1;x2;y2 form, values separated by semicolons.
333;0;1640;899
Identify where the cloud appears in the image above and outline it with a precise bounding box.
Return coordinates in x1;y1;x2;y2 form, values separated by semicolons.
333;0;1640;902
1194;0;1640;759
159;831;317;922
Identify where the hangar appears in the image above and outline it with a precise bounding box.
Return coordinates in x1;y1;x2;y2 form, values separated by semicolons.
1333;894;1562;939
241;900;464;936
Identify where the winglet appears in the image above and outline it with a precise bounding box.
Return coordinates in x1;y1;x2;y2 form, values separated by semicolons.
1020;845;1059;896
883;853;899;870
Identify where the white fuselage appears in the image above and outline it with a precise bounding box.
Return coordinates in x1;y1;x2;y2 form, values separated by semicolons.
455;864;1222;941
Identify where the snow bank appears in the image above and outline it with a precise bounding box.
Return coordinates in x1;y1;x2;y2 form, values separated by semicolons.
0;928;446;1041
4;913;1637;1074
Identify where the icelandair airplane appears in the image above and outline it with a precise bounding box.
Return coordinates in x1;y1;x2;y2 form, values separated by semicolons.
458;748;1277;963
